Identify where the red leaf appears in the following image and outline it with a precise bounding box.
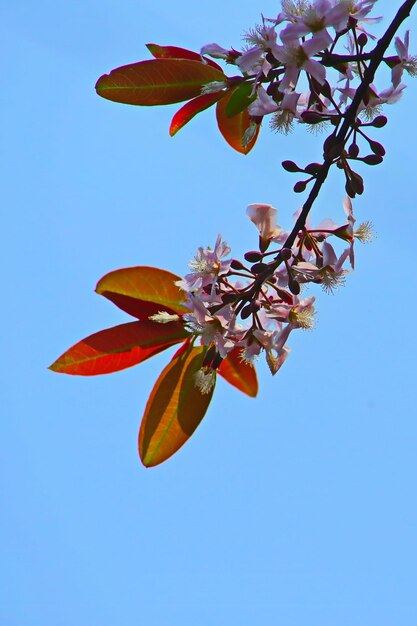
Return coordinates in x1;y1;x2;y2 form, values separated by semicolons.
216;88;260;154
49;321;189;376
146;43;223;72
218;347;258;397
95;266;189;320
170;91;225;136
96;59;225;106
139;345;214;467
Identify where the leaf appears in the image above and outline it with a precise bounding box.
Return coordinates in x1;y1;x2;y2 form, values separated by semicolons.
49;321;189;376
139;344;214;467
146;43;223;72
216;87;260;154
170;91;225;136
96;59;225;106
96;266;189;320
225;81;256;118
218;347;258;397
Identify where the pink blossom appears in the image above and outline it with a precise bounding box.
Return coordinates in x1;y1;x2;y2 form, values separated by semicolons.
272;35;329;91
246;203;283;244
337;81;407;114
392;31;415;87
348;0;381;25
176;235;231;293
267;296;316;328
236;23;278;77
183;294;240;358
279;0;349;44
200;43;230;60
342;195;356;268
248;86;279;116
253;326;291;375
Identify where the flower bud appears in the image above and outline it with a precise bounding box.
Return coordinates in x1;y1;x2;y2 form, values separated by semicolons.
345;179;355;198
244;251;262;263
294;180;307;193
323;133;336;155
361;154;383;165
368;140;386;156
350;171;364;195
200;43;230;59
348;142;359;158
304;162;322;176
370;115;388;128
288;278;300;295
276;288;293;304
240;303;253;319
327;141;345;159
221;292;238;305
230;259;245;270
201;80;227;95
301;110;324;124
357;33;368;48
280;247;292;261
320;80;332;99
251;262;269;274
282;160;301;173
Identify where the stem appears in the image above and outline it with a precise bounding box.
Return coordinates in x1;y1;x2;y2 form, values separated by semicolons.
321;52;375;65
278;0;417;261
240;0;416;304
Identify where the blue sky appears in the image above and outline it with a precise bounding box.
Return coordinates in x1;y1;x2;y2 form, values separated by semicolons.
2;1;417;624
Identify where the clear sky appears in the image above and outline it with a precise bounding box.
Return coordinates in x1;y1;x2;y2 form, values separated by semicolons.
2;1;417;624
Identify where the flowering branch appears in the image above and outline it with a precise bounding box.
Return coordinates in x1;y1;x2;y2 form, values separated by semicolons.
51;0;417;466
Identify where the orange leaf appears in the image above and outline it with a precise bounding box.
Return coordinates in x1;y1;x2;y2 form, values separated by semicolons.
95;266;189;320
96;59;225;106
146;43;223;72
139;345;214;467
216;88;260;154
49;321;189;375
218;347;258;397
170;91;225;136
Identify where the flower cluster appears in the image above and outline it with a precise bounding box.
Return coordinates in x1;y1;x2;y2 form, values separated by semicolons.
201;0;415;150
54;0;417;466
162;198;371;393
